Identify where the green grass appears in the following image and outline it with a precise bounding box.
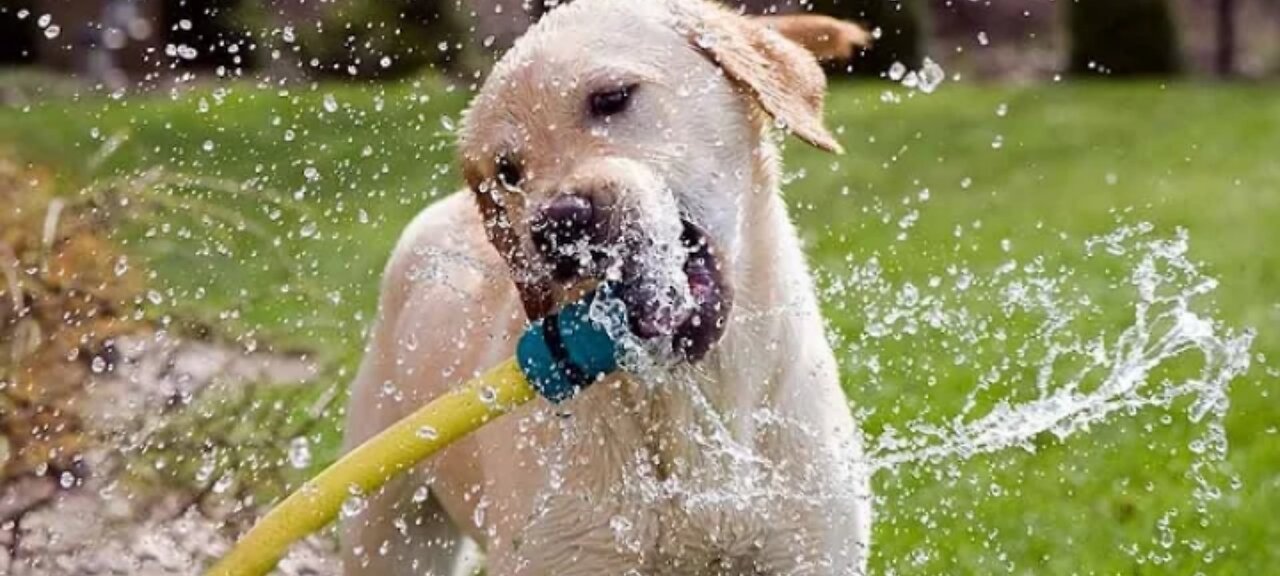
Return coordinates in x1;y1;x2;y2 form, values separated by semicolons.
1;80;1277;574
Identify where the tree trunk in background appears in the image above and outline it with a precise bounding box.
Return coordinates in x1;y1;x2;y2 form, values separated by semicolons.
808;0;926;78
1068;0;1181;75
1215;0;1236;76
164;0;250;71
297;0;480;80
0;0;37;64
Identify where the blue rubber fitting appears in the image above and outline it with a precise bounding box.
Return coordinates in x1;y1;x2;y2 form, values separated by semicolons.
516;286;625;403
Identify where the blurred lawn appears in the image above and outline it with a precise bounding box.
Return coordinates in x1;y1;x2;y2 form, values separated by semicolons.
0;81;1276;573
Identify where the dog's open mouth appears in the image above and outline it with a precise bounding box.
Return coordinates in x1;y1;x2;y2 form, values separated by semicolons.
531;208;731;362
614;219;731;362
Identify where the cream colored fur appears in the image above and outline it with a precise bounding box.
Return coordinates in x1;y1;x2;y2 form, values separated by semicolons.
342;1;872;574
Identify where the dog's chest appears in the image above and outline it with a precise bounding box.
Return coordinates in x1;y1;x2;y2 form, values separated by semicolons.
517;462;801;574
512;383;819;573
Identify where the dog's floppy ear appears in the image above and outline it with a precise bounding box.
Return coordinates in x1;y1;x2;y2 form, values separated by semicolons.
757;14;871;63
673;1;844;153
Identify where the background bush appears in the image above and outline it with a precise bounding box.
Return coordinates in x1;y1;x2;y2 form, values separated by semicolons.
1068;0;1182;75
809;0;926;77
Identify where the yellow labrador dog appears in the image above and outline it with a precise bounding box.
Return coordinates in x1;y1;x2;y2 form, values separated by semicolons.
342;1;872;574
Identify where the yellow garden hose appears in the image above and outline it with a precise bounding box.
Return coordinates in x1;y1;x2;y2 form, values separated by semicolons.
206;287;624;576
206;359;534;576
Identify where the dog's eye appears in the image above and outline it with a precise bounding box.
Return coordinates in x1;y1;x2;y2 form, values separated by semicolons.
496;156;522;189
588;84;636;119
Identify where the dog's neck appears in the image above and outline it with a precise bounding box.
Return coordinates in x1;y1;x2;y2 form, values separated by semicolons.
566;131;833;487
638;133;831;473
716;133;828;394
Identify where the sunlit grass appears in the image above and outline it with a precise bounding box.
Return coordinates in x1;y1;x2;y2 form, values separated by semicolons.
1;80;1276;573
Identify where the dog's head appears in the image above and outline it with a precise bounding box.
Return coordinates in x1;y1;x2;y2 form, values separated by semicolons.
460;0;864;361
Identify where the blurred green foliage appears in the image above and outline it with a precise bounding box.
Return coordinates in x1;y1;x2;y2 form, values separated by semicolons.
0;80;1277;573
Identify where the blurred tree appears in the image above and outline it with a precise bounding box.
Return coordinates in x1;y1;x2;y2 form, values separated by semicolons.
1215;0;1236;76
1068;0;1181;75
0;0;37;64
807;0;926;77
164;0;250;71
299;0;478;79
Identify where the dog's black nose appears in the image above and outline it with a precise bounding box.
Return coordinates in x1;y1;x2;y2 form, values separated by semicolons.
531;194;599;279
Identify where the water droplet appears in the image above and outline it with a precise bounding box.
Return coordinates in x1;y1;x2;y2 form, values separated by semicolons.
473;495;490;527
322;93;338;113
212;475;234;494
288;437;312;469
196;456;216;483
379;56;392;69
43;25;60;39
417;425;439;441
341;492;367;519
90;356;107;374
202;140;215;152
900;71;920;89
887;61;907;82
917;58;945;94
37;13;51;28
59;471;76;488
977;31;989;46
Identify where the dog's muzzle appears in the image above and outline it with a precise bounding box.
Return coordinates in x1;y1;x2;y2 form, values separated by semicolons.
529;195;730;361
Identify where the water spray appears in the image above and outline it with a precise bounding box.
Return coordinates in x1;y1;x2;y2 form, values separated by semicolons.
206;224;1254;576
206;287;627;576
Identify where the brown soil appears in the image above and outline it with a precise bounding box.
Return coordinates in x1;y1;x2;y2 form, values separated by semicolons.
0;157;337;574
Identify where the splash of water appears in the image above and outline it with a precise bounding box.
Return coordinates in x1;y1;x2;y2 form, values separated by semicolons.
410;212;1253;568
858;224;1251;476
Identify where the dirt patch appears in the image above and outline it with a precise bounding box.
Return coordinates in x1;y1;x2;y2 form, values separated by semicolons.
3;332;333;576
0;157;340;574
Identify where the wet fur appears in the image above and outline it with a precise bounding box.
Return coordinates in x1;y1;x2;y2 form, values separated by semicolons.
342;1;872;574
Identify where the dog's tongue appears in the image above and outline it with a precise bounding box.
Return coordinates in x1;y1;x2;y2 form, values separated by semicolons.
673;222;728;361
618;275;693;340
613;220;729;361
613;220;695;341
